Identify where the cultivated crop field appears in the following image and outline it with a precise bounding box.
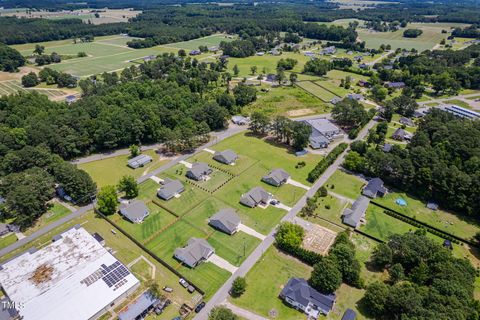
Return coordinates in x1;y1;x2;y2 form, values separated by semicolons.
0;80;68;98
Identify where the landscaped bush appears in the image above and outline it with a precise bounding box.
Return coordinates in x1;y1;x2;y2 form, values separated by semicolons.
307;143;348;182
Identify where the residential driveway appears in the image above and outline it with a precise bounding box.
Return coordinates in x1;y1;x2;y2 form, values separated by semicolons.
203;148;215;154
179;160;192;168
222;302;269;320
286;178;310;190
149;176;163;184
238;224;266;240
208;254;238;273
273;203;292;211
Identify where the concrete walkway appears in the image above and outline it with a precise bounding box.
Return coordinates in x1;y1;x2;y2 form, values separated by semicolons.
274;203;292;211
238;224;266;240
149;176;163;184
208;254;238;273
203;148;215;154
222;302;269;320
179;160;192;168
286;178;310;190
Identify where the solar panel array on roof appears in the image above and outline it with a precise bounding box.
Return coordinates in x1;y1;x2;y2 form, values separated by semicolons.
101;261;130;289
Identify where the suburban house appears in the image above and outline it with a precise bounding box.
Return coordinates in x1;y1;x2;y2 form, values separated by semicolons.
189;49;201;55
358;80;370;87
391;128;412;141
157;179;184;200
0;223;11;237
362;178;387;198
386;81;406;89
320;46;336;55
186;162;213;181
0;226;140;320
240;187;272;208
174;238;215;268
213;150;238;165
279;278;336;318
347;93;363;101
302;118;343;149
262;168;290;187
127;154;153;169
208;46;219;52
118;291;159;320
441;104;480;120
208;208;241;235
119;200;149;223
342;309;357;320
399;117;415;127
231;115;250;125
342;196;370;228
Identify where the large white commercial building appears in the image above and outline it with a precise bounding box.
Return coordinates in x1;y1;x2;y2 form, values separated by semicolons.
0;226;139;320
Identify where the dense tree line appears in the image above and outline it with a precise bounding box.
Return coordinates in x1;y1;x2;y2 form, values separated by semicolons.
363;231;479;320
0;43;25;72
403;29;423;38
345;110;480;215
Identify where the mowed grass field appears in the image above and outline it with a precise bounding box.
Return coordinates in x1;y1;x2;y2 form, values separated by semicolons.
163;34;234;50
0;80;68;98
226;52;310;77
357;22;468;52
296;81;339;102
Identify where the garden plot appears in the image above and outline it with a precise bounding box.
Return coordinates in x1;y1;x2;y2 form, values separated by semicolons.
302;223;337;255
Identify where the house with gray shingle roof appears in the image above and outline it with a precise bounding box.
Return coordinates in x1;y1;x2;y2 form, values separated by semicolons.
209;208;241;235
174;238;214;268
157;179;184;200
279;277;336;317
119;200;149;223
213;150;238;165
186;162;213;181
391;128;412;141
362;178;387;198
240;187;271;208
262;169;290;187
342;196;370;228
399;117;414;127
127;154;153;169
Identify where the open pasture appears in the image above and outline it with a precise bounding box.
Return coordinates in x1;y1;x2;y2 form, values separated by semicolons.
163;34;234;51
296;81;339;102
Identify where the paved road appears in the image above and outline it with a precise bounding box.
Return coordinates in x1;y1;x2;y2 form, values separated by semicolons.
418;93;480;111
194;119;376;320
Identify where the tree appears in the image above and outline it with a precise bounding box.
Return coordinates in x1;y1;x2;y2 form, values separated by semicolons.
303;59;331;76
21;72;39;87
371;243;392;268
231;277;247;297
309;256;342;294
275;222;305;250
332;98;368;128
289;72;298;86
350;140;368;155
343;151;365;172
250;65;257;75
209;306;238;320
118;175;138;198
249;111;270;135
0;43;25;72
33;44;45;55
388;95;418;117
233;64;240;76
291;121;311;151
233;84;257;106
389;263;405;284
129;145;140;158
96;185;118;215
178;49;186;57
362;282;389;317
371;84;388;101
276;69;285;85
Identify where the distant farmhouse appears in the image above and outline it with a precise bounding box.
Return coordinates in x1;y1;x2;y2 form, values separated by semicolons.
342;196;370;228
186;162;213;181
302;118;343;149
213;150;238;165
386;81;406;89
280;277;336;318
189;49;201;55
346;93;363;101
174;238;214;268
0;226;139;320
320;46;336;55
209;208;241;235
362;178;387;198
157;179;184;200
128;154;153;169
391;128;412;141
65;95;77;104
240;186;271;208
119;200;149;223
262;168;290;187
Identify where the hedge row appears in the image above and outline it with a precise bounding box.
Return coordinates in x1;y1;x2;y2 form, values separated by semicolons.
307;143;348;183
277;242;323;266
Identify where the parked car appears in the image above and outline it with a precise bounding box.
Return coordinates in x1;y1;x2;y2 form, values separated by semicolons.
187;285;195;293
270;199;279;205
163;286;173;293
195;302;206;313
179;278;188;288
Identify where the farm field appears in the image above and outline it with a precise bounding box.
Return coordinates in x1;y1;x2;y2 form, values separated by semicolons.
77;149;170;187
296;81;339;102
163;34;234;50
357;22;468;52
243;84;332;117
0;80;69;98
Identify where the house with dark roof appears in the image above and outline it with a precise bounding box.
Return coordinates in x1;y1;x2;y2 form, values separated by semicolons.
330;97;342;105
189;49;201;55
119;200;149;223
362;178;387;198
386;81;406;89
157;179;184;200
342;196;370;228
320;46;336;55
262;169;290;187
128;154;153;169
209;208;241;235
213;150;238;165
399;117;414;127
347;93;363;101
342;309;357;320
174;238;214;268
391;128;411;141
240;187;271;208
279;278;336;318
0;223;10;237
65;95;77;104
427;202;439;211
186;162;213;181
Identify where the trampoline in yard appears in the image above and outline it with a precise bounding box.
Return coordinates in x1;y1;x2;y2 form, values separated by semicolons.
396;198;407;206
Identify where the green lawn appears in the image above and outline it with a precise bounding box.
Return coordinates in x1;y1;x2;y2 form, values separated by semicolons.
360;205;417;241
208;231;261;266
189;151;258;176
230;247;312;320
310;194;348;225
163;34;234;50
314;80;350;97
0;233;17;250
296;81;339;102
163;163;232;193
444;99;472;110
226;52;310;77
176;262;231;299
152;179;209;216
24;202;72;236
78;149;170;187
324;170;365;200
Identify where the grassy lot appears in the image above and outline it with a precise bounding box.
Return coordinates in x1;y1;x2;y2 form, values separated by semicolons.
444;99;473;109
326;69;370;82
78;149;170;187
360;205;416;241
208;230;261;266
373;192;480;241
244;85;332;117
324;170;365;200
357;22;467;51
188;151;258;176
226;52;309;77
24;202;72;236
296;81;339;102
230;247;312;320
0;233;17;250
163;34;234;50
310;194;348;225
315;80;350;97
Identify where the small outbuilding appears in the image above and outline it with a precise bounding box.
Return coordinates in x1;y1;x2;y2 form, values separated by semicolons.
362;178;387;199
427;202;439;211
174;238;214;268
186;162;213;181
240;187;271;208
157;179;184;200
119;200;149;223
213;150;238;165
262;169;290;187
118;291;159;320
0;223;10;237
128;154;153;169
92;232;105;246
341;308;357;320
209;208;241;235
